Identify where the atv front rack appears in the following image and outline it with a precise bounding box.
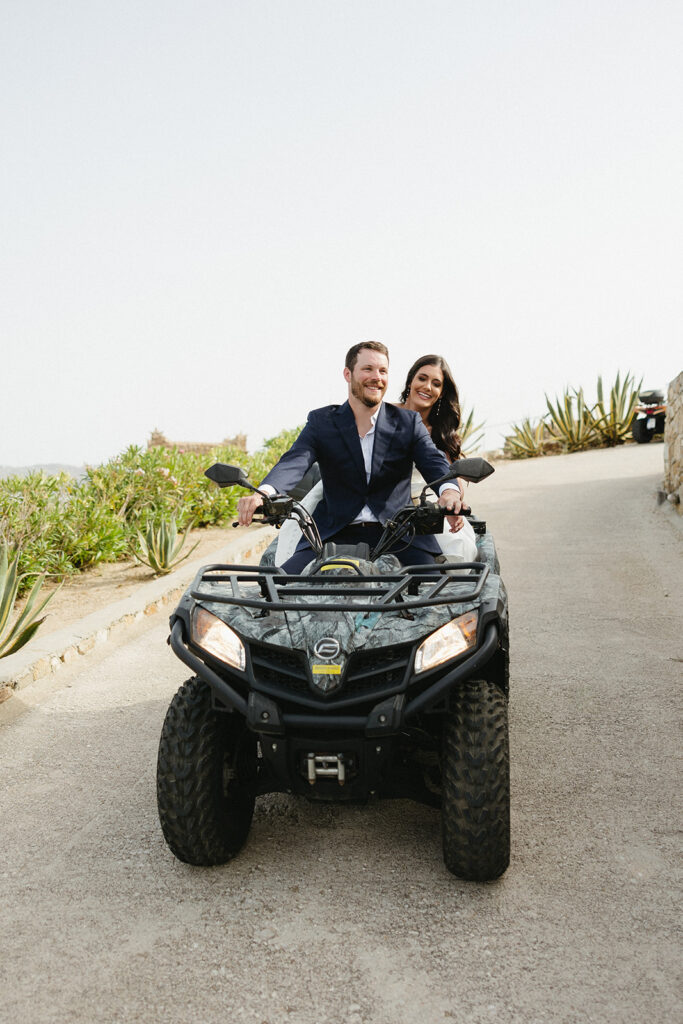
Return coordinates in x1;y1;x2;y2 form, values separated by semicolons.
190;561;489;613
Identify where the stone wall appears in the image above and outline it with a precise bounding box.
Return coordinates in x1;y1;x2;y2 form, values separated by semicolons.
147;429;247;454
663;370;683;509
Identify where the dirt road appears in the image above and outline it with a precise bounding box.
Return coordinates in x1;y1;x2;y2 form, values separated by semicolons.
1;444;680;1024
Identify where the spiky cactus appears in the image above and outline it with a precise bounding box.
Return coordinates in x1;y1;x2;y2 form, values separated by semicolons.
0;544;57;659
134;516;199;575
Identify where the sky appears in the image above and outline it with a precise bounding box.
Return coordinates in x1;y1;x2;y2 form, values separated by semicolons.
3;0;681;466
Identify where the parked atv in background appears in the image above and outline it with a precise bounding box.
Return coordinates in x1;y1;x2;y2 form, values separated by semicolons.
631;389;666;443
156;458;510;882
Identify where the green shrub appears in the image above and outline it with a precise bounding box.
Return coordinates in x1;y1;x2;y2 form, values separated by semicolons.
85;444;241;531
0;430;294;595
0;472;84;583
504;370;643;458
504;418;549;459
54;484;130;569
460;408;486;455
545;387;600;452
134;516;200;575
592;371;642;446
0;543;58;659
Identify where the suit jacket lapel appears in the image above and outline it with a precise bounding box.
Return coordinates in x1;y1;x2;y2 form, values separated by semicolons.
370;402;398;479
333;402;366;479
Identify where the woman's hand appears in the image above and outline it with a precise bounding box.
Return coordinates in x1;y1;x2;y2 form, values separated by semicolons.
438;486;464;532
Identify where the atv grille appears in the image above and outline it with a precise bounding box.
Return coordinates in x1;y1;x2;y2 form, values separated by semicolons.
248;639;414;706
249;642;309;693
343;643;412;695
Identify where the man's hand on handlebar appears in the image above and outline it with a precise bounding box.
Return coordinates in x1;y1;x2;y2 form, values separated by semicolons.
237;493;264;526
438;486;464;534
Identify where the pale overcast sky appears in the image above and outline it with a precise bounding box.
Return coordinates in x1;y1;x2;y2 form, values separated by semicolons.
3;0;681;466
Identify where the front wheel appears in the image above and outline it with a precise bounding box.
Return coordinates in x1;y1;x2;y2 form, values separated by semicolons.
157;676;257;865
632;417;655;443
441;679;510;881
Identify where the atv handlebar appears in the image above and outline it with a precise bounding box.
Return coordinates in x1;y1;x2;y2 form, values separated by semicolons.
232;495;464;537
211;459;486;563
231;491;324;555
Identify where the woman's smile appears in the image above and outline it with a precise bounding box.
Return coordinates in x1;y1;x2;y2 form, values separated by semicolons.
407;364;444;411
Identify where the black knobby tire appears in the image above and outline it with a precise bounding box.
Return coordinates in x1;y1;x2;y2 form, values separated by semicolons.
441;679;510;881
632;417;654;443
157;676;257;865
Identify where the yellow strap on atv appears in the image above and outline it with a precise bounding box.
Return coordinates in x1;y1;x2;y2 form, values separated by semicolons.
319;558;361;571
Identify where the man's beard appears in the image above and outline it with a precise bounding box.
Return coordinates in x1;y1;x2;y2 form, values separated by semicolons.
351;376;385;408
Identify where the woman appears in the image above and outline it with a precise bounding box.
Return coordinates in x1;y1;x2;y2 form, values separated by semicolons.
398;354;463;463
273;354;478;565
398;354;478;563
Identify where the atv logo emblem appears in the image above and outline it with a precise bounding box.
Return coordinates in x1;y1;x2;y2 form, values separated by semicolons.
310;637;344;693
313;637;341;659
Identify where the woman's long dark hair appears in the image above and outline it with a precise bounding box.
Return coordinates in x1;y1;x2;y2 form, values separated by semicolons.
400;354;462;460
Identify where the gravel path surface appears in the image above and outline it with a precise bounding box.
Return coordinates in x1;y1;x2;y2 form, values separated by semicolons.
1;444;680;1024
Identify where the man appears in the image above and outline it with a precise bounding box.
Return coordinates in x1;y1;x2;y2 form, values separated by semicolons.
237;341;463;573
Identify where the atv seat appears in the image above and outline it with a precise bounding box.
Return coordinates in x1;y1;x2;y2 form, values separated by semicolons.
319;541;371;562
639;389;664;404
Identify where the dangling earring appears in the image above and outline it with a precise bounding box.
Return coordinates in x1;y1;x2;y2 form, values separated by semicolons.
435;398;442;418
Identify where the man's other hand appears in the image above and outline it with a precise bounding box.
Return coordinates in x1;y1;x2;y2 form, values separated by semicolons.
237;493;264;526
438;486;464;533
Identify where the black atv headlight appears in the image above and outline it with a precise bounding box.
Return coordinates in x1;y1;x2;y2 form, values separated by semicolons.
192;607;245;671
414;611;478;673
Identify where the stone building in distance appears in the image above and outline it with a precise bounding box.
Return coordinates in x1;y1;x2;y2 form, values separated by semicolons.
147;429;247;454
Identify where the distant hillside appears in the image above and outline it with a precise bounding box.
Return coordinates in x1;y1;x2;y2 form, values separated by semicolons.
0;464;85;480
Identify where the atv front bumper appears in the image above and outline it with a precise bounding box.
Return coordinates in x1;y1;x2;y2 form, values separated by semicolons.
169;619;499;738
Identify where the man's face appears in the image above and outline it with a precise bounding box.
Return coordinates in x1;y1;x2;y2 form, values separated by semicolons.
344;348;389;409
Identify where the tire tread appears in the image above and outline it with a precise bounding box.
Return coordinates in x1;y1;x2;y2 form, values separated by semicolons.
442;679;510;881
157;676;255;866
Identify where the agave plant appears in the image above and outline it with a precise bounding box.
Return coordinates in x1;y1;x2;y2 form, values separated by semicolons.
545;387;599;452
134;516;200;575
503;418;548;459
459;408;486;454
0;543;57;659
592;371;642;446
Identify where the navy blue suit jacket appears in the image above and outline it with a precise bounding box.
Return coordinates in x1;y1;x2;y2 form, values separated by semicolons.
260;401;453;553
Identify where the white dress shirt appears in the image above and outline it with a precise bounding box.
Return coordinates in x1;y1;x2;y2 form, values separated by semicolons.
352;405;460;523
351;408;381;524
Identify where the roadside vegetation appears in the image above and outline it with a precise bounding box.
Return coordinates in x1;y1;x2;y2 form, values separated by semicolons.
460;407;486;455
503;371;642;459
0;543;59;659
0;430;297;597
0;373;639;608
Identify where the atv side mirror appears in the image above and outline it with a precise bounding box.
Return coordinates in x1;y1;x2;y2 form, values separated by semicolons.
205;463;252;489
448;457;495;483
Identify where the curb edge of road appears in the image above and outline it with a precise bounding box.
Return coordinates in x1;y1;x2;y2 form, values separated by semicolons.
0;524;277;705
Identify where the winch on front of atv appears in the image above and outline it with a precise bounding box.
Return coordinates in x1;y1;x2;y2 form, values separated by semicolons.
156;458;510;882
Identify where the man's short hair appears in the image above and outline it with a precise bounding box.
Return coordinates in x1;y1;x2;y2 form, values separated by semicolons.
344;341;389;371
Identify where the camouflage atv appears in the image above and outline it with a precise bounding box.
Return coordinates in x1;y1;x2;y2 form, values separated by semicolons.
156;458;510;882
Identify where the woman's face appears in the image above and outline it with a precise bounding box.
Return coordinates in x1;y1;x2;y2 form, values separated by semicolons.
405;363;444;413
